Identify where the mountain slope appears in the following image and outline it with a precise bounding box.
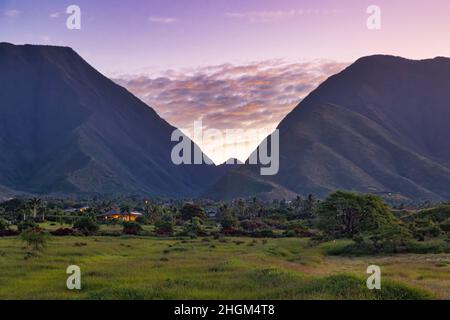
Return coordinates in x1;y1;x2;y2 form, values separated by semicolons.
206;55;450;201
0;43;223;197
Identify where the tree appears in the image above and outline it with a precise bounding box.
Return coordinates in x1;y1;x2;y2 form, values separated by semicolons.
180;203;205;221
120;203;133;214
28;198;42;220
302;194;317;219
316;191;399;239
143;200;154;219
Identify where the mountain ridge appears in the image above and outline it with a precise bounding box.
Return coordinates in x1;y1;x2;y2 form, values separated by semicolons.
0;43;226;198
205;54;450;202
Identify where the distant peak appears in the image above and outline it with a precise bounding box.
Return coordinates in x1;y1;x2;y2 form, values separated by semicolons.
353;54;450;66
0;42;75;52
353;54;410;65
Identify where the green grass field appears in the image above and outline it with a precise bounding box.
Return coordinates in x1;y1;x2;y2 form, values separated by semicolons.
0;236;448;300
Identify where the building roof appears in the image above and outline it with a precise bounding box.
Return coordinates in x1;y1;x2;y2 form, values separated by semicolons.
99;211;143;217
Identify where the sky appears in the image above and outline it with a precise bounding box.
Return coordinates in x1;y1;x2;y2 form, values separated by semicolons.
1;0;450;163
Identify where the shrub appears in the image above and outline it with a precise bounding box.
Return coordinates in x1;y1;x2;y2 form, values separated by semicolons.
409;218;442;241
439;218;450;233
358;223;412;253
20;228;49;253
405;240;450;254
50;228;76;236
0;218;9;231
135;216;148;225
284;221;314;237
17;220;38;232
155;215;174;236
417;205;450;223
219;214;239;234
0;229;19;237
122;221;143;235
73;217;99;235
283;230;297;238
181;217;206;237
240;219;266;231
249;229;276;238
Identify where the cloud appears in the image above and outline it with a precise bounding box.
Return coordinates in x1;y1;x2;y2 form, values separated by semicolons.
114;60;347;163
49;12;61;18
4;9;20;17
225;9;304;23
224;8;342;23
148;16;177;24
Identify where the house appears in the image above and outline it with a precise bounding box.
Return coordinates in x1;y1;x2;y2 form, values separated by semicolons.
99;210;143;222
205;206;218;219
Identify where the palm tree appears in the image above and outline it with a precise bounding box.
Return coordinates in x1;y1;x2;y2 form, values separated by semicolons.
28;198;42;219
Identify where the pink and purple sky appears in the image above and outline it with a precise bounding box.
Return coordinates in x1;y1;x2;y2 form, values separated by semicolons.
1;0;450;162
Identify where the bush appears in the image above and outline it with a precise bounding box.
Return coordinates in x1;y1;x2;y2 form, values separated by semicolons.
409;218;442;241
240;219;267;231
0;229;19;237
17;220;38;232
284;221;314;237
355;223;412;254
73;217;99;235
248;229;276;238
20;228;49;253
439;218;450;233
155;215;174;236
325;237;450;256
417;205;450;223
50;228;76;236
219;214;239;234
405;240;450;254
0;218;9;231
181;217;206;237
122;221;142;235
135;216;148;225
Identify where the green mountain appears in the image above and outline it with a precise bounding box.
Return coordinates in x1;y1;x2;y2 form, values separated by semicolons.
0;43;224;198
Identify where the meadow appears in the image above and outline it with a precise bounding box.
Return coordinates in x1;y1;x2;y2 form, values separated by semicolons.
0;235;449;300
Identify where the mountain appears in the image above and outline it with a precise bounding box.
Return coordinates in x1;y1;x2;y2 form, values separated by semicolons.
205;55;450;202
0;43;225;198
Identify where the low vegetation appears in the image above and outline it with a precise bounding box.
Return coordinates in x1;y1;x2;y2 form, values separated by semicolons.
0;192;448;299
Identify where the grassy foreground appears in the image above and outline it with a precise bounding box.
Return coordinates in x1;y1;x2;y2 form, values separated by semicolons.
0;236;448;300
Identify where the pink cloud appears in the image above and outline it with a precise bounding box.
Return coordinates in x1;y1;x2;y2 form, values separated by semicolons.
148;16;177;24
114;59;347;163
